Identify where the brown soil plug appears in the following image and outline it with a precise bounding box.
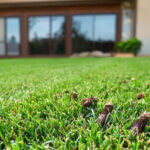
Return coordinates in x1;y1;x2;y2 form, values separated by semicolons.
71;92;77;100
119;80;128;84
146;83;150;87
95;103;113;126
122;80;128;84
129;113;150;136
81;97;97;107
65;89;69;93
136;93;145;100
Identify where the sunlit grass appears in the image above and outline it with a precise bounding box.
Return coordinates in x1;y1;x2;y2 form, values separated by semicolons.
0;58;149;149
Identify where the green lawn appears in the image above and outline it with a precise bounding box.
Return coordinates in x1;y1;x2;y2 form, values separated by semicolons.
0;58;150;149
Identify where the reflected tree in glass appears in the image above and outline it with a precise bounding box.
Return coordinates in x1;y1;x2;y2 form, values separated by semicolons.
51;16;65;55
29;16;65;55
72;14;117;53
94;15;116;52
29;17;50;54
6;18;20;56
72;15;93;53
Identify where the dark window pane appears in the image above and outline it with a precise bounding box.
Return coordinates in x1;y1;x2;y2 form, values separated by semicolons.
29;17;50;55
51;16;65;55
72;15;93;53
72;14;117;53
6;18;20;56
94;15;117;52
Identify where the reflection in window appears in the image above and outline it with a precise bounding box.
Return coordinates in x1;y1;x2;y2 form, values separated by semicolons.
72;15;93;53
0;18;5;56
52;16;65;54
29;16;65;55
29;17;50;54
6;18;20;56
72;14;117;53
122;9;134;41
94;15;116;52
0;17;20;56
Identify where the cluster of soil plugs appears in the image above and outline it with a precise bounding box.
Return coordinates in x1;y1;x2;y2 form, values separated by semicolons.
69;91;150;137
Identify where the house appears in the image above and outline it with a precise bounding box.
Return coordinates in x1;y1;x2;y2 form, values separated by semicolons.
0;0;149;57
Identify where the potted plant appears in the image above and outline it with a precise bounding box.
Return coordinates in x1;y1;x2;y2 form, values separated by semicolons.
113;38;142;57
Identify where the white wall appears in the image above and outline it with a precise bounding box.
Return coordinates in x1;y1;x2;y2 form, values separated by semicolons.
136;0;150;55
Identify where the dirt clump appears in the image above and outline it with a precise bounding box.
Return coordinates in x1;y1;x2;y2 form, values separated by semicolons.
136;93;145;100
65;89;69;93
95;103;113;126
129;113;149;136
146;83;150;87
71;92;78;100
81;97;97;107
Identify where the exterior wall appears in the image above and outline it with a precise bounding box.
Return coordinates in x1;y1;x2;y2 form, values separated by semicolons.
136;0;150;55
0;4;122;57
0;0;128;5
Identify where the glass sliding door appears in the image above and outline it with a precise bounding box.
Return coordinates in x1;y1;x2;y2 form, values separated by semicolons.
29;17;50;54
72;15;93;53
28;15;65;55
0;18;5;56
51;16;65;54
94;14;116;52
6;18;21;56
0;17;21;56
72;14;117;53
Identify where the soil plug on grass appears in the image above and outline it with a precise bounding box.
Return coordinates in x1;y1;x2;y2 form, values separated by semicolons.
71;92;77;100
146;83;150;87
136;93;145;100
119;80;128;84
81;97;97;107
54;94;59;99
122;80;128;84
65;89;69;93
95;103;113;126
129;113;150;136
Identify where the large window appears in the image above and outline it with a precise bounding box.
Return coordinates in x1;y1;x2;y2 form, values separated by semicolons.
29;16;65;55
6;18;21;56
0;17;20;56
72;15;93;52
72;14;117;53
29;17;49;55
122;9;134;41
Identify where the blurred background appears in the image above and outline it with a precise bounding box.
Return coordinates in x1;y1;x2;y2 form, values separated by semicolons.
0;0;149;58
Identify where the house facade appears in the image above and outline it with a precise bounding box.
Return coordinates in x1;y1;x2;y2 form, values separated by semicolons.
0;0;149;57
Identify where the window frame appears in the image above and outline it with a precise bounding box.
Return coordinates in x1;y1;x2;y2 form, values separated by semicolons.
27;14;66;55
71;12;118;52
0;16;21;57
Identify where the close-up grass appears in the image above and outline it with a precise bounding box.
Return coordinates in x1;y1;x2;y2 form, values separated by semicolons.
0;58;150;149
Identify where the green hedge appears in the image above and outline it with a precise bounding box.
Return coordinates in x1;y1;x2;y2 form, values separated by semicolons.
115;38;142;55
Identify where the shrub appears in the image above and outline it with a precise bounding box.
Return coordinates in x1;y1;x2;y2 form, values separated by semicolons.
115;38;142;55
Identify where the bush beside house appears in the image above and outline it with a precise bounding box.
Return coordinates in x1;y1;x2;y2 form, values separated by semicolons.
114;38;142;55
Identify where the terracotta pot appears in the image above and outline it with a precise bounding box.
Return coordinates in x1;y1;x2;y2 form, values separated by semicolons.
112;52;135;58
